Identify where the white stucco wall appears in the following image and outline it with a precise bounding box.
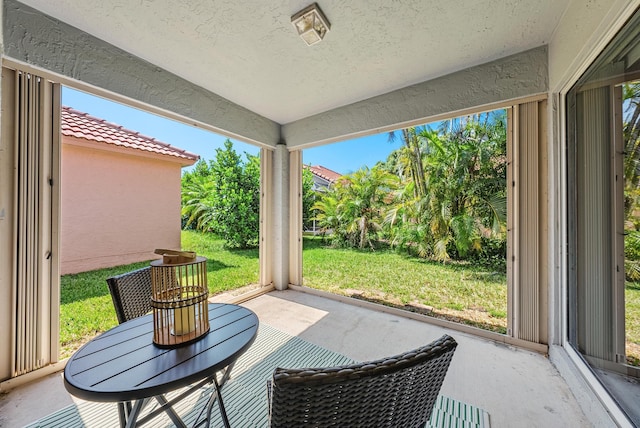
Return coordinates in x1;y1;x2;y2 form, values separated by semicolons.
2;0;280;148
548;0;640;93
283;47;548;149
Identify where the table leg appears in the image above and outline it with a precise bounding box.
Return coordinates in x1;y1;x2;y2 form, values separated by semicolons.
213;377;231;428
194;365;235;428
117;402;126;427
200;376;232;428
123;395;188;428
117;370;234;428
155;394;187;428
124;398;149;428
217;361;236;387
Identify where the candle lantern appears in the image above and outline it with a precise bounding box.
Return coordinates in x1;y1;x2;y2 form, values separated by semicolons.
150;249;209;347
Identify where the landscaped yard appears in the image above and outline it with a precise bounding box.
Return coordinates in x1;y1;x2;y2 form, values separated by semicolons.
627;281;640;365
60;230;640;365
59;230;259;358
301;236;507;333
59;231;506;358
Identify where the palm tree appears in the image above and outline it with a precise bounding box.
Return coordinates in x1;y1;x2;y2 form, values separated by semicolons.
385;112;507;261
388;127;428;198
181;174;216;232
622;82;640;279
427;115;506;260
311;193;342;239
313;166;399;249
344;167;399;249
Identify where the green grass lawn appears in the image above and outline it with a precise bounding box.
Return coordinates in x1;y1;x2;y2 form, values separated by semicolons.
60;261;149;357
59;231;640;365
626;282;640;365
302;236;507;333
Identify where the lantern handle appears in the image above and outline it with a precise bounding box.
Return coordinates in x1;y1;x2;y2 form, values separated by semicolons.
154;248;197;265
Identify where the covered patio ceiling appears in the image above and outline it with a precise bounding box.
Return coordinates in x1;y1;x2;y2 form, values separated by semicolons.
18;0;568;125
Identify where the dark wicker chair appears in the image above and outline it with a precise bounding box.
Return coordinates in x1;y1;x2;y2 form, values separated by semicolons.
106;267;154;426
106;266;153;324
267;334;457;428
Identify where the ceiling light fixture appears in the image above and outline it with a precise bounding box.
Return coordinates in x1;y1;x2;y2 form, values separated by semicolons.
291;3;331;46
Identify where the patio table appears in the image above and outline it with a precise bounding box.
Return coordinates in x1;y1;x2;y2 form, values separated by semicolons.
63;303;259;428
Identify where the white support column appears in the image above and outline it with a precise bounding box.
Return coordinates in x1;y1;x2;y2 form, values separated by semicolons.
0;67;14;382
259;148;273;287
289;151;303;286
506;106;517;338
612;85;626;363
272;144;290;290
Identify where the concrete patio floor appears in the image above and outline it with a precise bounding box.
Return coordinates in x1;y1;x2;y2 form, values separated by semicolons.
0;289;592;427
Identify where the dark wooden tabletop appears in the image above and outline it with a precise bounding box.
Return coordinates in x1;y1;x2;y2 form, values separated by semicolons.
64;303;259;402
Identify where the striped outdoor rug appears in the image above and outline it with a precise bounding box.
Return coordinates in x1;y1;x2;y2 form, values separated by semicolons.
26;324;490;428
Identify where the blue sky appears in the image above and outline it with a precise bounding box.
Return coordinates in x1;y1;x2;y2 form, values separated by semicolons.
62;87;403;175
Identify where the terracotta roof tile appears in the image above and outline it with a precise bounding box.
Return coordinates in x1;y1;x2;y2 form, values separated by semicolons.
61;106;200;162
304;165;342;183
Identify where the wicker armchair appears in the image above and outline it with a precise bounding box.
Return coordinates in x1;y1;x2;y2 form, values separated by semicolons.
106;266;153;324
106;267;155;426
268;334;457;428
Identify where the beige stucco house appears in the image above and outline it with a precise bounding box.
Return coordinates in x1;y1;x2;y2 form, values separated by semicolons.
2;0;640;425
60;106;198;274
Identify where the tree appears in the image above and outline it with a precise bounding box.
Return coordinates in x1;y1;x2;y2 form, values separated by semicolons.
181;159;215;231
302;168;316;231
622;82;640;280
182;143;321;248
208;140;260;248
424;114;506;260
385;112;507;261
181;140;260;249
181;173;216;232
388;127;428;198
312;113;506;261
313;166;399;249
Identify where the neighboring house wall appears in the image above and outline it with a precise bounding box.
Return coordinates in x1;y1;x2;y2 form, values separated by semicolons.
58;105;198;274
304;165;342;233
61;138;186;274
310;175;332;192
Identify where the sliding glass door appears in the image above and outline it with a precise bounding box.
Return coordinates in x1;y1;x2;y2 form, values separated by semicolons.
566;9;640;424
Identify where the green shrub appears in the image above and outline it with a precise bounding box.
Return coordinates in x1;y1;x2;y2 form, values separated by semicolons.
626;231;640;281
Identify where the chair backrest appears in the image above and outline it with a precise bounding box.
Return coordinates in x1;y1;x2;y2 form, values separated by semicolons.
106;266;152;324
268;334;457;428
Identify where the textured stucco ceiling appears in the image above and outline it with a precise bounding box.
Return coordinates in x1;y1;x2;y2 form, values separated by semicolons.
19;0;569;124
